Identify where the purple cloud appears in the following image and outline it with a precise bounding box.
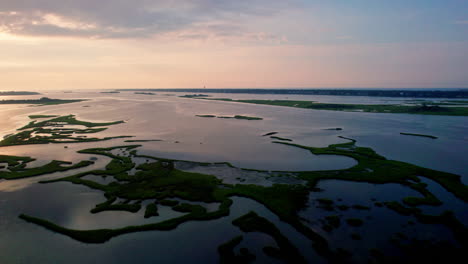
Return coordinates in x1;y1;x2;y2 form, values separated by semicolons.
0;0;297;39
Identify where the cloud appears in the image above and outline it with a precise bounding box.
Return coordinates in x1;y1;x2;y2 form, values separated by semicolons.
153;20;288;44
336;35;353;40
454;20;468;24
0;0;297;40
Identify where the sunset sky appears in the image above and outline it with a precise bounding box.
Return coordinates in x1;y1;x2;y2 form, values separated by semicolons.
1;0;467;90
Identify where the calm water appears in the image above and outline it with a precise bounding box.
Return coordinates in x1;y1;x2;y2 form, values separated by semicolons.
0;91;466;263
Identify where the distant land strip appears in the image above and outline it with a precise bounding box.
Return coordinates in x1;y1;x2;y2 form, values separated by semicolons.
202;99;468;116
0;91;40;96
0;97;85;106
400;133;438;139
118;89;468;98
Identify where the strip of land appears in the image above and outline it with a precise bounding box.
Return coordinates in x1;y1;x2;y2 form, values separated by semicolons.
0;97;84;106
28;115;59;119
134;92;156;95
400;132;438;139
0;155;93;180
118;89;468;98
202;98;468;116
196;114;263;120
0;91;40;96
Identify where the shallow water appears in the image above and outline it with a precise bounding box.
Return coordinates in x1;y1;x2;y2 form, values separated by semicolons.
0;180;323;264
300;180;460;263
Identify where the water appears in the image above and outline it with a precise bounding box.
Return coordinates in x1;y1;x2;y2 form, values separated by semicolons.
0;90;466;263
300;180;460;263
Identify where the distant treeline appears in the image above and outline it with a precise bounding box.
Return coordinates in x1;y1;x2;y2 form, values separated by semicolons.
0;91;40;95
119;89;468;98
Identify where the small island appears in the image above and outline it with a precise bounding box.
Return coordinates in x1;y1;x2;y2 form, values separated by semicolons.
0;114;128;147
28;115;59;119
196;114;263;120
180;94;210;98
135;92;156;95
400;132;438;139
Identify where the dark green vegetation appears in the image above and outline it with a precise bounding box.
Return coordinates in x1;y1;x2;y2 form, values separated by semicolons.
0;97;85;105
20;115;124;130
231;115;263;120
262;132;278;136
100;91;120;94
144;203;159;218
400;132;438;139
196;114;216;118
180;94;210;98
0;154;93;180
0;91;40;95
0;115;128;147
135;92;155;95
28;115;58;119
203;98;468;116
16;135;468;261
274;137;468;203
196;114;263;120
232;211;306;263
21;145;331;257
273;137;468;250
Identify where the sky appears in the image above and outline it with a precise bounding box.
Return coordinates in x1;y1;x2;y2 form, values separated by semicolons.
0;0;467;90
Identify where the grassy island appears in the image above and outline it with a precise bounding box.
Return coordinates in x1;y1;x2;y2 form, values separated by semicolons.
400;132;438;139
262;132;278;136
0;91;40;96
196;115;216;118
135;92;156;95
180;94;210;98
196;114;263;120
144;203;159;218
0;97;84;106
0;115;128;147
232;115;262;120
28;115;59;119
202;98;468;116
0;154;94;180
